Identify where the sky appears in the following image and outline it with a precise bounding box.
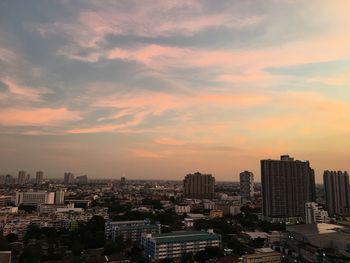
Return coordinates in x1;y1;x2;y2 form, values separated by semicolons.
1;0;350;182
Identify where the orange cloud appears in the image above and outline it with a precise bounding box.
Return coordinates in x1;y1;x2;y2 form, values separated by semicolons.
129;149;163;159
0;107;81;126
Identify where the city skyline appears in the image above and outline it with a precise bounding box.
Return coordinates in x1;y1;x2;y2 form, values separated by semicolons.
1;1;350;182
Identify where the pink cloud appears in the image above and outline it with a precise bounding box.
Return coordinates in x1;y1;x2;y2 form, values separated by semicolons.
0;107;81;126
129;149;163;159
154;138;187;146
0;79;48;101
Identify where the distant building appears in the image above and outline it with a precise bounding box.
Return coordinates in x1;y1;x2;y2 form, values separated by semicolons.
240;171;254;198
323;170;350;216
174;204;191;214
210;210;224;218
142;230;221;261
183;172;215;199
305;202;329;224
0;196;12;207
5;174;13;185
230;205;241;216
241;248;281;263
36;171;44;184
55;190;65;204
18;170;26;185
120;176;126;187
105;220;160;242
76;175;88;185
15;191;55;206
261;155;316;223
64;172;75;184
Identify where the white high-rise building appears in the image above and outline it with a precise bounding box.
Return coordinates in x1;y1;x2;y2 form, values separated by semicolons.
15;191;55;206
240;171;254;197
305;202;329;224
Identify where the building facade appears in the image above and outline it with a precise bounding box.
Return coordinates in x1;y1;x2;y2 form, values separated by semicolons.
240;171;254;198
183;172;215;199
15;191;55;206
64;172;75;184
261;155;316;223
305;202;329;224
142;230;221;261
105;220;160;242
323;170;350;216
17;170;26;185
36;171;44;184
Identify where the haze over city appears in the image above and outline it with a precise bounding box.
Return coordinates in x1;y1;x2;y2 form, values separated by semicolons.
1;0;350;182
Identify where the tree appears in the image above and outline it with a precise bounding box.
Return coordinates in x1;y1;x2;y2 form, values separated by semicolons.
19;246;42;263
5;233;18;243
104;240;117;255
0;235;9;251
71;240;83;256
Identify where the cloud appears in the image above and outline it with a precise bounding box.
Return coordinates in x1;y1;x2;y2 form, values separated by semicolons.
0;107;81;126
129;148;163;159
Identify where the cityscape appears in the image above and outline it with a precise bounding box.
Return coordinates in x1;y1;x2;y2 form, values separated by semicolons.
1;154;350;262
1;0;350;263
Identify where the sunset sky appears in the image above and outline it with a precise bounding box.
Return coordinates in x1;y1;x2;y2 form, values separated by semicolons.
1;0;350;182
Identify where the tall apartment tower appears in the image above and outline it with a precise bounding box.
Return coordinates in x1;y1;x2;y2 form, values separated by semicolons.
261;155;316;223
64;172;75;184
183;172;215;199
240;171;254;197
36;171;44;184
18;170;26;185
323;170;350;216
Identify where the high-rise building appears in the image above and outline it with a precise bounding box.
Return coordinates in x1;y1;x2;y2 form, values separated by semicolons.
261;155;316;223
183;172;215;199
323;170;350;216
17;170;26;185
63;172;75;184
305;202;329;224
240;171;254;197
55;190;65;204
76;175;88;185
5;174;13;185
36;171;44;184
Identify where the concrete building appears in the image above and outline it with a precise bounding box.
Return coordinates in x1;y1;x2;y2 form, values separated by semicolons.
261;155;316;223
305;202;329;224
105;220;160;242
17;170;26;185
240;171;254;198
0;251;11;263
241;248;281;263
183;172;215;199
323;170;350;216
15;191;55;206
287;223;350;261
64;172;75;184
36;171;44;184
142;230;221;261
76;175;88;185
230;205;241;216
55;190;65;204
210;210;224;218
174;204;191;214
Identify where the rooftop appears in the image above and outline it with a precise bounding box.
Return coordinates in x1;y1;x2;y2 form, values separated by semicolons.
151;231;220;244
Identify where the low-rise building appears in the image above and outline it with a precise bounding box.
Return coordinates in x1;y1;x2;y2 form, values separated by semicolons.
241;248;281;263
142;230;221;261
305;202;329;224
210;210;224;218
105;220;160;242
175;204;191;214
